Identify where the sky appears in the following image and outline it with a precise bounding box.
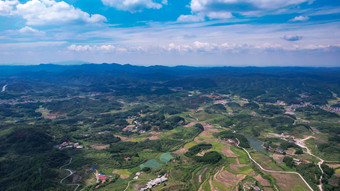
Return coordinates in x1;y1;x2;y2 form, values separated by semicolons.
0;0;340;66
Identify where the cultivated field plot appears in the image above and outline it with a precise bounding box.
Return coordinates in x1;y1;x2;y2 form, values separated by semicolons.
160;152;174;162
270;173;310;191
140;159;163;169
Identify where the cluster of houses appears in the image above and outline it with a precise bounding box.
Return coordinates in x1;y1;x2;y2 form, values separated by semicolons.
200;94;221;99
140;174;168;191
98;130;111;135
98;174;107;180
55;142;83;150
123;119;148;133
321;105;340;114
243;182;261;191
267;146;284;154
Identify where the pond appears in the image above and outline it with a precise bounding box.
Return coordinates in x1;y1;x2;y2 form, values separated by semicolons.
242;134;267;153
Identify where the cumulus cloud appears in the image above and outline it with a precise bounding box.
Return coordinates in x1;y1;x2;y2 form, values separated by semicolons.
282;35;303;41
101;0;164;12
14;0;106;25
289;15;309;22
177;14;205;22
0;0;18;15
68;44;128;52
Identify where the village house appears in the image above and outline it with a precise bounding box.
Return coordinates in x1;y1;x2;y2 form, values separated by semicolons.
140;174;168;191
55;142;83;150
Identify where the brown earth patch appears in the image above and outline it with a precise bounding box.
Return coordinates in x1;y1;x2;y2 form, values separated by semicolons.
198;167;208;183
184;122;197;127
327;164;340;169
90;144;109;149
149;131;162;136
263;187;274;191
329;177;339;187
196;150;211;157
173;148;188;155
115;135;131;142
208;128;219;133
202;123;213;128
254;174;271;187
148;136;159;140
213;167;246;188
221;143;237;157
270;173;308;191
229;164;247;172
112;169;129;179
286;148;296;155
271;154;284;163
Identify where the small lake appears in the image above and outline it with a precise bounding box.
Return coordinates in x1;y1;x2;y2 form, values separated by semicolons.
242;134;267;153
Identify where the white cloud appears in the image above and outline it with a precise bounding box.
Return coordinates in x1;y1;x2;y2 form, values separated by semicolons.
68;44;128;52
101;0;164;12
207;11;232;19
290;15;309;22
68;44;93;51
18;26;45;35
177;14;205;22
0;41;67;49
190;0;309;12
0;0;18;15
15;0;106;25
182;0;311;22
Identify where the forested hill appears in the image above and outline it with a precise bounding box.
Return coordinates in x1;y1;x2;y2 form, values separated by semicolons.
0;63;340;79
0;63;339;105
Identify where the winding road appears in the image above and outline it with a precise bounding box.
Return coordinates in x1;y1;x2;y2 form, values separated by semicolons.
296;136;339;191
1;84;7;92
235;138;314;191
59;158;81;191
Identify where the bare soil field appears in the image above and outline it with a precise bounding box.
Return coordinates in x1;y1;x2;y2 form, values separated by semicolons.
90;144;109;149
213;167;246;188
221;143;237;157
270;173;309;191
327;164;340;169
173;148;188;155
115;135;131;142
254;174;271;187
184;122;197;127
112;169;129;179
271;153;284;163
229;164;247;172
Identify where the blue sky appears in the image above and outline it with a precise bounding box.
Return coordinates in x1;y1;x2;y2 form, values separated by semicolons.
0;0;340;66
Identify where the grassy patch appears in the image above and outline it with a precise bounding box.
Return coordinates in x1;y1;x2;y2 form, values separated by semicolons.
230;146;249;164
212;180;231;190
225;164;253;175
129;137;147;142
237;166;253;174
251;152;282;171
335;168;340;174
117;169;131;176
210;141;225;152
291;184;309;191
184;141;198;149
202;180;211;191
227;157;237;164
